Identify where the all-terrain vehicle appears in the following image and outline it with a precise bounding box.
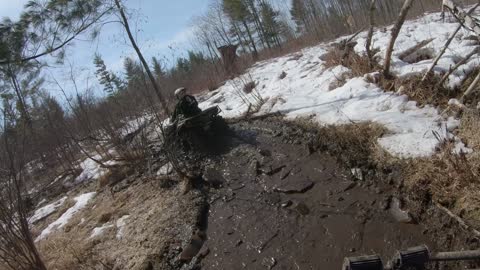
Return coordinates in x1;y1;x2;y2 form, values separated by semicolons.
343;245;480;270
163;105;229;155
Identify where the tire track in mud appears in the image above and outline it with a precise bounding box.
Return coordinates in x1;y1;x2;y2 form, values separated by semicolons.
172;118;479;270
175;120;434;270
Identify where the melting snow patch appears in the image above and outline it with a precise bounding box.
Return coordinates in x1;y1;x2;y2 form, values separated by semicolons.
36;192;96;242
157;163;173;176
74;157;108;184
116;215;130;239
199;9;474;158
90;223;114;238
29;196;68;224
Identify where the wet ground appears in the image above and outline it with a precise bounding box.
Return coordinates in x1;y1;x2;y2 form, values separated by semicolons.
178;121;439;270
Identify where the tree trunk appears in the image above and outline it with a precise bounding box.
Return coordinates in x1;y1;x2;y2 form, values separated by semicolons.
443;0;480;35
422;3;479;82
366;0;377;68
232;22;251;54
114;0;170;116
383;0;414;77
242;20;258;57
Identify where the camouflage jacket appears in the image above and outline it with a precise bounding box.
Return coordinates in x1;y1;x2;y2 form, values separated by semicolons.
171;95;202;122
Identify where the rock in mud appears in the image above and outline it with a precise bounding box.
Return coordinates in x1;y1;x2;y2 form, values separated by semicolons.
281;200;292;208
203;167;225;188
294;202;310;215
157;162;173;175
273;179;314;194
351;168;363;180
262;257;277;269
389;197;413;223
179;231;206;263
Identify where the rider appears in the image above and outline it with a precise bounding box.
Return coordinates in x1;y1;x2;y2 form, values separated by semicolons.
171;87;202;123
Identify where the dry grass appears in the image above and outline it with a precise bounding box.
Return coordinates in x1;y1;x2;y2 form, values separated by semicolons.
293;118;389;168
321;46;379;78
377;74;456;108
460;68;480;108
33;174;205;270
405;109;480;226
293;111;480;230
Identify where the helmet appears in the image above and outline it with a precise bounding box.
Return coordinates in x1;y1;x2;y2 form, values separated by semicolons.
174;87;186;99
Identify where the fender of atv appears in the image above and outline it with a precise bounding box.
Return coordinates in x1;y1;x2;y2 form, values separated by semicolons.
177;106;221;130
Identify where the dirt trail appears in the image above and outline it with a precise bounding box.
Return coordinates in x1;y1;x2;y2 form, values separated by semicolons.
175;120;440;270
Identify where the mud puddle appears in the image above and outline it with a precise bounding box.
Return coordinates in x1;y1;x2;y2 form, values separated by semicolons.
190;122;436;269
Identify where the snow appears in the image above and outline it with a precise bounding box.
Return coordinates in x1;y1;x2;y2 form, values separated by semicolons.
90;223;114;238
120;114;152;137
157;163;173;176
73;155;113;185
448;98;464;108
29;196;67;224
199;9;476;158
36;192;96;241
353;12;480;88
116;215;130;239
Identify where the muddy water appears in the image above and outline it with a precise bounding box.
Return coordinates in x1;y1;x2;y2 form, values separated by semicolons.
197;126;435;270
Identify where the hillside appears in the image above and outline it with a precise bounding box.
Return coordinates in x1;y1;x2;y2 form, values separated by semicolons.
5;3;480;270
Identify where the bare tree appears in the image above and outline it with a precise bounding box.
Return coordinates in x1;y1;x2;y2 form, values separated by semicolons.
422;3;479;82
383;0;414;77
114;0;171;116
366;0;378;68
0;107;46;270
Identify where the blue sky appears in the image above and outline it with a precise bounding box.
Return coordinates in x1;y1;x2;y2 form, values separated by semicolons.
0;0;211;97
0;0;210;67
0;0;293;99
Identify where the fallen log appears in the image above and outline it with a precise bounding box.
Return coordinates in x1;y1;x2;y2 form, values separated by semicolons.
437;47;480;87
398;38;435;61
461;70;480;102
436;202;480;239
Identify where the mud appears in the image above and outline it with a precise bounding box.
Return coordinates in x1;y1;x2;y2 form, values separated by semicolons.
163;118;480;270
184;121;434;270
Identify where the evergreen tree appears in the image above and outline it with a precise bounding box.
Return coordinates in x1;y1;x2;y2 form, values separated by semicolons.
223;0;258;56
151;56;164;78
259;1;282;47
93;54;124;96
291;0;309;34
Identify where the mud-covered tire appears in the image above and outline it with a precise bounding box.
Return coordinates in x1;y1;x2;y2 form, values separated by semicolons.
208;116;230;136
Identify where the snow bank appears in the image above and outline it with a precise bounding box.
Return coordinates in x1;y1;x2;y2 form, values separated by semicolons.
74;157;108;184
29;196;67;224
116;215;130;239
199;10;475;158
353;12;480;88
90;223;114;238
36;192;96;241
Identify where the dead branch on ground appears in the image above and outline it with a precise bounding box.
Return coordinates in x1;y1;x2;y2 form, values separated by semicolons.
398;38;435;61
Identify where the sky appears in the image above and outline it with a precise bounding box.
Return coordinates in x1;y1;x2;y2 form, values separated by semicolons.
0;0;211;97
